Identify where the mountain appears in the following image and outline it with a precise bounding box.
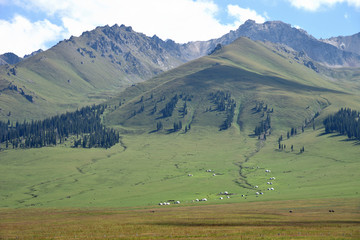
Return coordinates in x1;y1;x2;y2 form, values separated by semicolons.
0;52;22;65
321;32;360;55
23;49;43;59
184;20;360;68
0;24;194;121
104;37;359;134
1;21;359;122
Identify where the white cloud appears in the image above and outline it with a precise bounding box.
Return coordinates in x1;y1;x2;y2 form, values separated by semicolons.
0;15;63;56
227;5;267;25
287;0;360;11
0;0;267;55
9;0;236;43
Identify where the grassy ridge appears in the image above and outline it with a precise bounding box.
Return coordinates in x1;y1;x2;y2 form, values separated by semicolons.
104;37;359;134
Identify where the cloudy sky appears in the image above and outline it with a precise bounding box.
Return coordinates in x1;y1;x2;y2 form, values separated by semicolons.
0;0;359;56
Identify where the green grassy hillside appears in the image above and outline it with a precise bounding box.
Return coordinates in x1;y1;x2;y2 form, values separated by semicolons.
0;24;186;122
104;37;359;135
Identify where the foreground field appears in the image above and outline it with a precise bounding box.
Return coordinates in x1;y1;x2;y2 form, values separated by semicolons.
0;198;359;239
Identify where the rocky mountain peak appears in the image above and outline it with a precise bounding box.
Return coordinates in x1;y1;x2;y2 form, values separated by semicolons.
24;49;43;59
0;52;22;65
321;32;360;55
229;20;360;67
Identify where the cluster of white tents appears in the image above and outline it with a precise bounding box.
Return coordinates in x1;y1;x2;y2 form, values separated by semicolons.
158;200;181;206
253;169;277;195
158;167;279;206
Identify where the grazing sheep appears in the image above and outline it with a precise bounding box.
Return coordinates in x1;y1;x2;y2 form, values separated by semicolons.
188;174;193;177
220;197;223;200
254;185;259;188
270;187;274;190
267;182;270;184
227;196;230;199
195;199;199;202
213;173;216;176
260;192;264;195
175;201;180;204
241;194;245;197
255;192;260;195
159;203;163;206
224;191;229;195
201;198;207;201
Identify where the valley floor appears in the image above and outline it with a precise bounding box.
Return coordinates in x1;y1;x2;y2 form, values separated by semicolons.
0;127;359;238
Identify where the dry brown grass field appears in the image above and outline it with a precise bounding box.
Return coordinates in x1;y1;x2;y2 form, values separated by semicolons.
1;198;359;239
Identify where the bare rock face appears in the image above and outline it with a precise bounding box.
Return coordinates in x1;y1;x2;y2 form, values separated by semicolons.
24;49;43;59
0;52;22;65
79;24;187;80
321;32;360;55
234;21;360;67
182;20;360;67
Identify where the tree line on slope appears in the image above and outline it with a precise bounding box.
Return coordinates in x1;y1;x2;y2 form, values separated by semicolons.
0;105;119;149
208;91;236;130
323;108;360;140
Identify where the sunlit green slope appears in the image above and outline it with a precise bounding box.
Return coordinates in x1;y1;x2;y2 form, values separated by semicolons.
105;37;359;134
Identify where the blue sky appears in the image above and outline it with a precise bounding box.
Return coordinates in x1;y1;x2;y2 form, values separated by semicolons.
0;0;359;56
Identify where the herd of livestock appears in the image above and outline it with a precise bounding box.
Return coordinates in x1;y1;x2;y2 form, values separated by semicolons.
158;168;276;206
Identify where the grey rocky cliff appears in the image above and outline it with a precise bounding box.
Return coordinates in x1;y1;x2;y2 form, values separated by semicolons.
183;20;360;67
321;32;360;55
0;52;22;65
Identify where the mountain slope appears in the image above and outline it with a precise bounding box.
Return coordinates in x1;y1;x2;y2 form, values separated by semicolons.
104;37;358;134
0;24;191;121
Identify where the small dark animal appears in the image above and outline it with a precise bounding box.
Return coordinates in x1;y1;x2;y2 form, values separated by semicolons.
289;210;293;213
